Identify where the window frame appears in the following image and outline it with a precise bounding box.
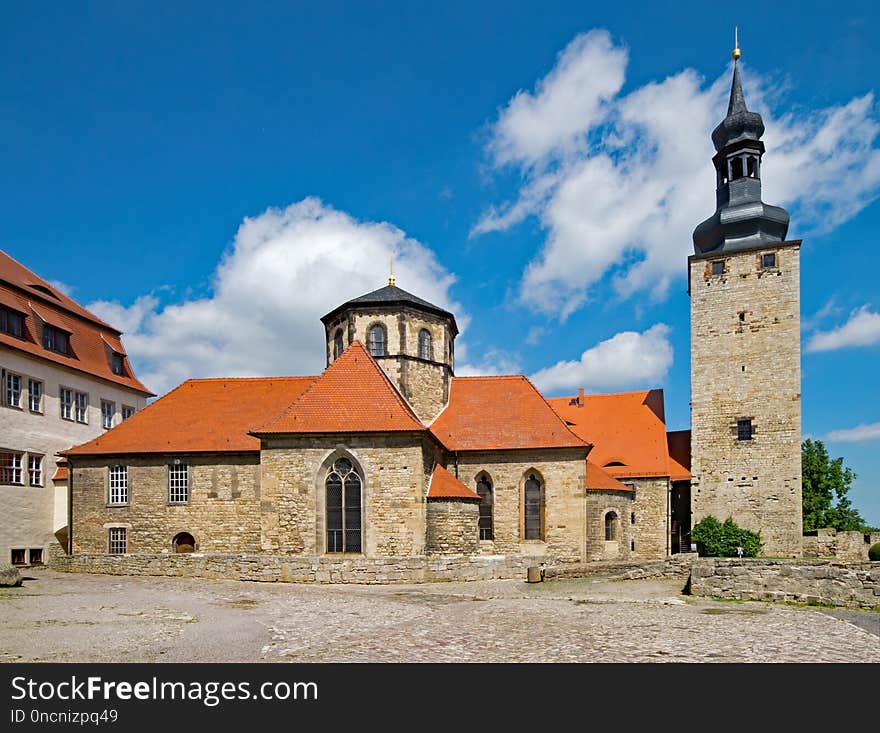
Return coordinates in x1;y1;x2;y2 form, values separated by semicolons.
59;387;74;421
5;372;22;409
167;463;190;505
367;323;387;357
324;456;363;554
28;548;43;565
605;511;620;541
475;474;494;541
711;260;725;277
760;252;777;270
121;405;135;421
28;454;43;487
74;391;88;423
108;465;129;506
523;472;544;541
28;379;43;413
737;418;753;442
101;399;115;430
418;328;433;361
110;352;125;376
108;527;127;555
0;451;24;485
42;324;71;355
10;548;26;566
0;306;25;339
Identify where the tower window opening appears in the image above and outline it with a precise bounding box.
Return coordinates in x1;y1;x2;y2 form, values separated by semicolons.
747;156;758;177
730;157;744;180
737;418;753;441
761;253;777;269
368;324;387;357
711;260;724;276
738;311;746;322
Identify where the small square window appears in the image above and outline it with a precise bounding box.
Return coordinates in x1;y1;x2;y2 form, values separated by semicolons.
109;528;127;555
761;253;777;269
28;548;43;565
11;548;26;566
737;418;753;441
711;260;725;276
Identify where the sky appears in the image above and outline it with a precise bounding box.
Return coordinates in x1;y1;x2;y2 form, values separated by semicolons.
2;1;879;526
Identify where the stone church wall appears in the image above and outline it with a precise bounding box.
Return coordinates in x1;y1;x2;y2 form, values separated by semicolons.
584;490;635;561
690;242;802;557
452;449;589;562
259;433;430;557
426;498;480;555
70;454;261;554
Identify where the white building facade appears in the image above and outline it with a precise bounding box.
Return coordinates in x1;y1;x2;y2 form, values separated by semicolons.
1;249;151;565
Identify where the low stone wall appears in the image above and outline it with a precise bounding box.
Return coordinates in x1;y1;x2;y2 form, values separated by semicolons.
802;528;880;561
689;558;880;609
51;552;546;584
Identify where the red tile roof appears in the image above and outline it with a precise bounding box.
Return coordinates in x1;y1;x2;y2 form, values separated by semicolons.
0;249;152;396
667;430;692;481
427;464;481;500
52;458;69;482
586;461;633;492
430;376;588;451
548;389;671;478
64;377;316;456
254;341;426;435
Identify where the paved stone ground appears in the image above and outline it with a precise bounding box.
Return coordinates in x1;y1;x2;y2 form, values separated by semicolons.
0;570;877;663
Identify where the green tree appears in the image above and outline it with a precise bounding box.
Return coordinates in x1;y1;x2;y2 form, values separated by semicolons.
802;438;870;532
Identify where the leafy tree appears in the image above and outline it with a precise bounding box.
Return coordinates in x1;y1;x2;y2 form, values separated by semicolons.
692;516;761;557
802;439;873;532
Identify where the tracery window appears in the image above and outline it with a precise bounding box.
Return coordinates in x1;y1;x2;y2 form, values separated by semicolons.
418;329;432;360
326;457;362;553
476;475;493;540
523;472;543;540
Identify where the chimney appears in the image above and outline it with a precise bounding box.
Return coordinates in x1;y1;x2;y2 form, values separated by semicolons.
578;388;584;408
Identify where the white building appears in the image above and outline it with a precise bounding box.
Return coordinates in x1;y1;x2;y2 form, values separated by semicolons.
0;249;152;565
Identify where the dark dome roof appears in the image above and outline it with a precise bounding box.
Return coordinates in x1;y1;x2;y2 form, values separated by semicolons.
711;61;764;151
321;284;458;335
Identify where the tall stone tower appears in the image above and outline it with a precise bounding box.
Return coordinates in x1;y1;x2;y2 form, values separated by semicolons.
689;43;802;557
320;276;458;423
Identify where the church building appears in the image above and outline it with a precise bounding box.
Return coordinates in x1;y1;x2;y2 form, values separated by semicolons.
61;44;803;577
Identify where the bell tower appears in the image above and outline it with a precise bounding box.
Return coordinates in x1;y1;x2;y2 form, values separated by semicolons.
689;39;803;556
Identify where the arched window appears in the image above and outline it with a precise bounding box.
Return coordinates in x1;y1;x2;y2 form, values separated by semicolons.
325;457;362;553
368;324;386;357
476;474;493;540
523;473;543;540
605;511;619;541
173;532;195;553
333;330;344;359
418;329;432;360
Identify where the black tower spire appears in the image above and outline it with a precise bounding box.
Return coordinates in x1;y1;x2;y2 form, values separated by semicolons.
693;44;790;255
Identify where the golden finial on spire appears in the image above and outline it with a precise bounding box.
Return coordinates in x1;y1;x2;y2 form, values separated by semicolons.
732;26;741;60
388;255;396;286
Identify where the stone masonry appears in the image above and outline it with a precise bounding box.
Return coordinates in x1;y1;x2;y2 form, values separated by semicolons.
70;454;261;554
690;242;802;557
426;498;480;555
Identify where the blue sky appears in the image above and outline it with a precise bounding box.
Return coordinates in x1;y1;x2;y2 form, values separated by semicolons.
2;2;879;525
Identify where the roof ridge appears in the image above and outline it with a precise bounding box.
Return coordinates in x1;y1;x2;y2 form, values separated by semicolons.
453;375;525;381
183;375;319;384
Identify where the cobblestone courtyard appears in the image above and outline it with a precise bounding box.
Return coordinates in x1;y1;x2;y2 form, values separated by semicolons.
1;570;877;663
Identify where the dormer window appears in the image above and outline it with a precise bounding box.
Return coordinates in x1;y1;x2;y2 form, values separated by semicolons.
42;325;70;355
0;307;24;338
111;353;125;376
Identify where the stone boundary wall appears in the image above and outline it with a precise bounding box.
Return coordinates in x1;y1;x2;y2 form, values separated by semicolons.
689;558;880;610
50;552;694;585
802;528;880;562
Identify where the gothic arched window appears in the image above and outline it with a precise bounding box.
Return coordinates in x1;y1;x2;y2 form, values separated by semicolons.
476;474;493;540
523;472;543;541
418;329;432;360
325;457;362;554
333;330;344;359
605;511;619;541
368;324;386;357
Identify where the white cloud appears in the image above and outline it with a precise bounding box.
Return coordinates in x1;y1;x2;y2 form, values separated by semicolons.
476;32;880;317
488;29;627;168
529;323;672;394
87;198;465;395
47;279;74;297
456;347;522;377
825;422;880;443
806;305;880;352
